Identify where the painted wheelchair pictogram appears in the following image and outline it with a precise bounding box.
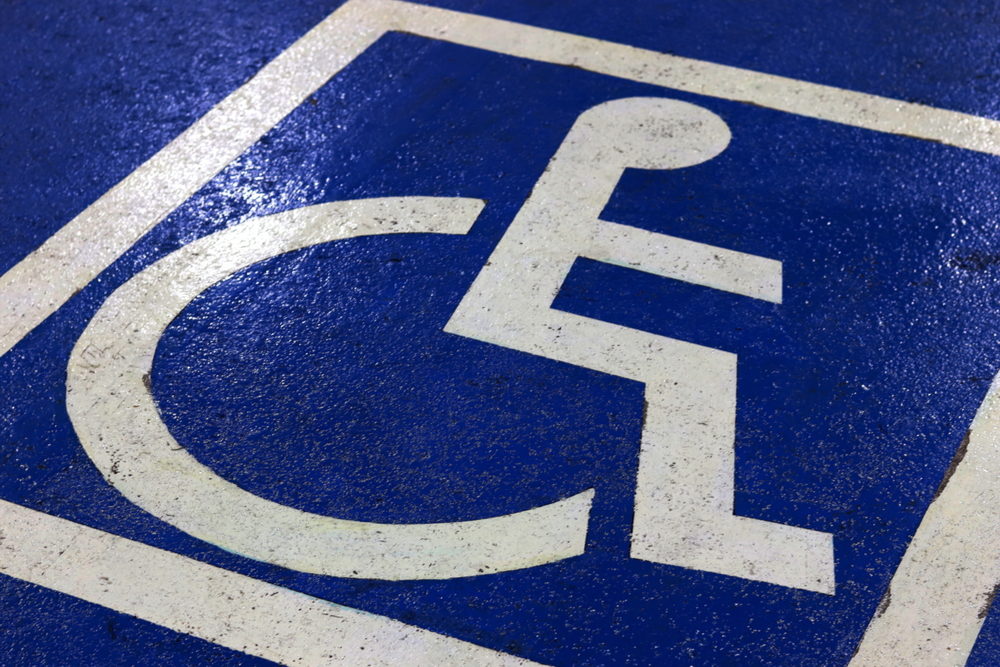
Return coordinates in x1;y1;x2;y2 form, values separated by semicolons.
68;97;834;593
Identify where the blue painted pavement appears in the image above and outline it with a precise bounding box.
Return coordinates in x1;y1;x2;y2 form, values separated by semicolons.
0;1;998;664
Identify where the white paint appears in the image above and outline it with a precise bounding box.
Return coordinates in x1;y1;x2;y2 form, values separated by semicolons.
0;0;993;660
850;374;1000;666
3;0;999;359
67;196;593;580
381;0;1000;156
0;499;544;667
446;97;833;594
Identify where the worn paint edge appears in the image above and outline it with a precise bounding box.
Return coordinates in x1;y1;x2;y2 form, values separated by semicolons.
849;376;1000;666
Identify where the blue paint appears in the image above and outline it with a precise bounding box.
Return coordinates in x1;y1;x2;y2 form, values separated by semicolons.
1;1;998;664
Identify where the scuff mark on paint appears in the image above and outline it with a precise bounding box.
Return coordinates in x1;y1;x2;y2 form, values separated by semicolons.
931;429;970;502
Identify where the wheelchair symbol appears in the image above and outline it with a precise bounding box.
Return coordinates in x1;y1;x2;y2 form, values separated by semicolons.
68;98;834;593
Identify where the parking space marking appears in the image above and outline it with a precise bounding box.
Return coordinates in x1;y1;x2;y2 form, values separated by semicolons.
0;0;997;663
0;499;542;666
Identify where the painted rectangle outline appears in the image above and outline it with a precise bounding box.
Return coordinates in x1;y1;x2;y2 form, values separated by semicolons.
0;0;997;664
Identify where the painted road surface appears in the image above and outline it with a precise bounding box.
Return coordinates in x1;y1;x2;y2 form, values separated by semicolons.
1;1;998;665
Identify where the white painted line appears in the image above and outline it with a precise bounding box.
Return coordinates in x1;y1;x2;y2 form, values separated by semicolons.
381;0;1000;156
67;197;593;580
2;0;999;359
0;499;543;666
850;375;1000;666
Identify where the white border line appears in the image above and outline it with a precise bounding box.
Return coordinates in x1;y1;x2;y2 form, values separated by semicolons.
0;0;386;358
387;0;1000;155
849;376;1000;666
0;0;997;663
0;499;540;666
